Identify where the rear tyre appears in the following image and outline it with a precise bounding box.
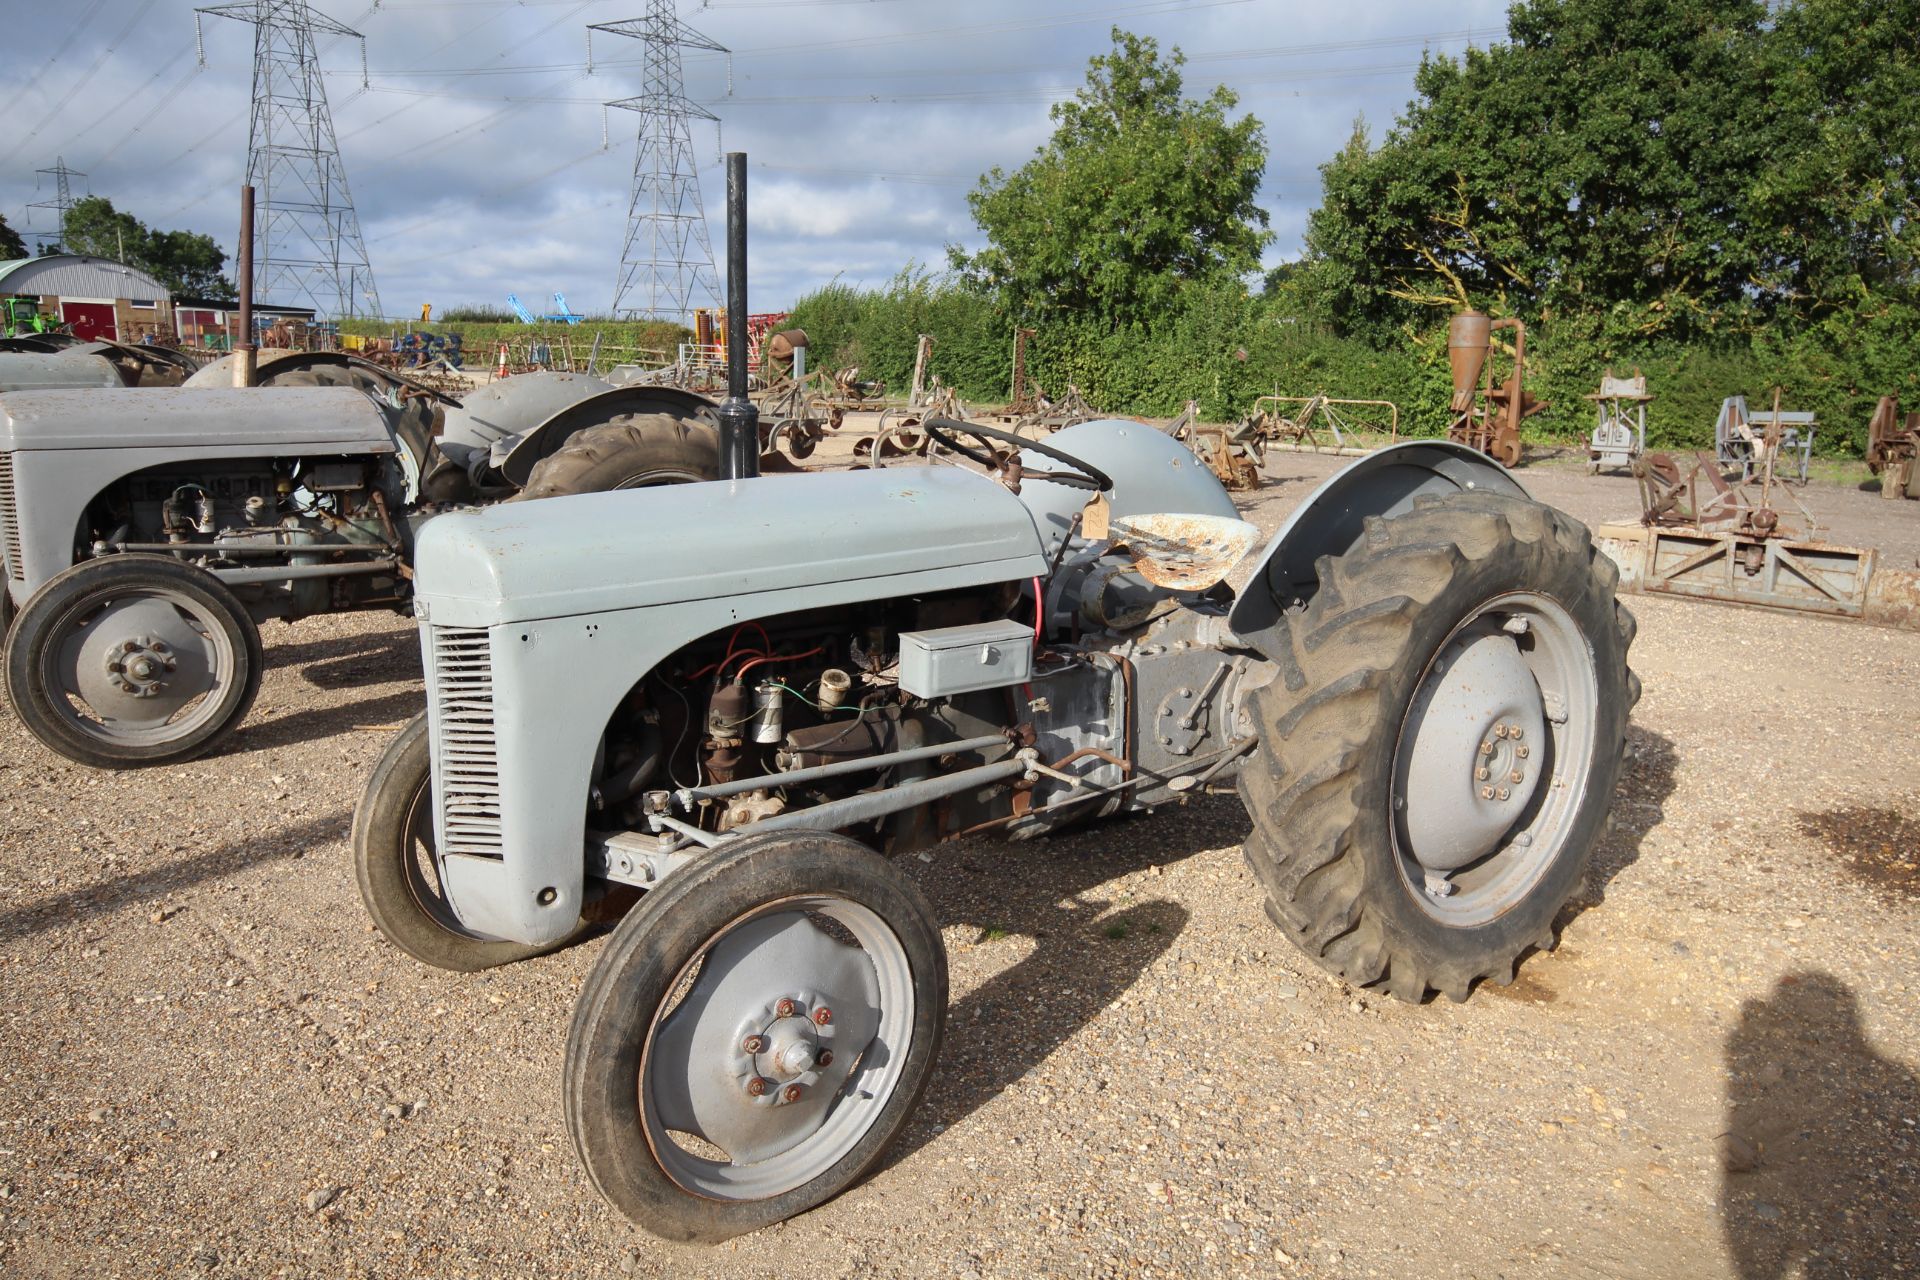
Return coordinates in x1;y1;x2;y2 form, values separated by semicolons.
1237;492;1637;1003
353;712;585;971
514;414;722;501
4;555;263;768
566;831;946;1242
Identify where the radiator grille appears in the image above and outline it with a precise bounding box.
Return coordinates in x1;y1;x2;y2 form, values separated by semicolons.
431;625;504;858
0;452;21;585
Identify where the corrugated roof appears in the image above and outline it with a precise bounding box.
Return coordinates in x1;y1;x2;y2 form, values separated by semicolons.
0;254;170;301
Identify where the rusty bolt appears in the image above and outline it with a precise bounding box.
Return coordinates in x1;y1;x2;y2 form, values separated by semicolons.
812;1007;833;1026
782;1084;804;1104
1476;767;1490;781
107;660;124;673
1494;723;1507;739
152;641;168;654
1510;726;1523;740
1517;746;1530;759
1497;787;1510;801
746;1077;771;1097
123;640;140;654
1510;770;1524;784
816;1050;834;1068
1479;741;1494;756
1480;786;1495;800
742;1034;768;1055
775;998;797;1018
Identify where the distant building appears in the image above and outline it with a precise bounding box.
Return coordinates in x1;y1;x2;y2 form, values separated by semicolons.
0;254;174;342
172;298;319;350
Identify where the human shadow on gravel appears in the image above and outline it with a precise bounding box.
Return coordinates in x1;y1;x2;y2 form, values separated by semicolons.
218;689;424;757
882;794;1250;1168
1719;971;1920;1279
0;809;351;946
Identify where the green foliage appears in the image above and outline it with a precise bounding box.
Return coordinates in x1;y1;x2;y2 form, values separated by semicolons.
955;28;1270;324
60;197;236;300
0;213;25;261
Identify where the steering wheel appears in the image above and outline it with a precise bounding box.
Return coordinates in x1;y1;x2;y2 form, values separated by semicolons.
921;416;1113;492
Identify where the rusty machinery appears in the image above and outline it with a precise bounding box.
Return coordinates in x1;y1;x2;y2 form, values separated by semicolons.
1867;395;1920;501
1446;310;1543;468
1586;368;1651;474
1620;389;1878;618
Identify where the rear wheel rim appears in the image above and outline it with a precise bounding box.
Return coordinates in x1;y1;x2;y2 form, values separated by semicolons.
1390;591;1601;927
639;894;915;1201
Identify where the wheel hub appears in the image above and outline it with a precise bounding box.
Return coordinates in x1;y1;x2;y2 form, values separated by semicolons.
1396;629;1548;875
103;635;178;698
732;994;840;1104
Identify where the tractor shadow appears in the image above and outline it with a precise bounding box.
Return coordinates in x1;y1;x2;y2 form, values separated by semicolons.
261;622;419;676
1568;724;1679;916
882;794;1250;1168
0;809;351;947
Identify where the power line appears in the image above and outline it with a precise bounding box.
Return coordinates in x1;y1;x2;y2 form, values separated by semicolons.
0;0;160;170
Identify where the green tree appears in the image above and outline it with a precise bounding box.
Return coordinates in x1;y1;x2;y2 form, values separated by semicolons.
956;29;1271;324
0;213;26;260
59;196;236;301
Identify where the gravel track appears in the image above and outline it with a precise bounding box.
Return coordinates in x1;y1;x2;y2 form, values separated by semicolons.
2;447;1915;1278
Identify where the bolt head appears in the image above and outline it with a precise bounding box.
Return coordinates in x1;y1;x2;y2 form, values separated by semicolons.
815;1049;833;1068
1497;787;1510;801
1510;726;1523;741
742;1035;768;1055
1510;770;1524;783
107;660;124;673
1479;741;1494;756
1481;786;1495;800
122;640;139;654
775;998;797;1018
151;641;168;655
1476;767;1490;781
782;1084;804;1104
746;1077;770;1097
812;1007;832;1026
1516;745;1530;759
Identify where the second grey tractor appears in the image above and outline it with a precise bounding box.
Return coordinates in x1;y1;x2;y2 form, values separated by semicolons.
0;356;722;767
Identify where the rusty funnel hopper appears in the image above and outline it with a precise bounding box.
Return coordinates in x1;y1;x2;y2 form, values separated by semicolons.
1448;311;1492;413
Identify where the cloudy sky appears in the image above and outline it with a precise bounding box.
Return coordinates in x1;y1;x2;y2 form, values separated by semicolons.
0;0;1512;319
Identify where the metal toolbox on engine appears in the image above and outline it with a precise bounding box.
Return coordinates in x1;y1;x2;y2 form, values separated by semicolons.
897;618;1034;698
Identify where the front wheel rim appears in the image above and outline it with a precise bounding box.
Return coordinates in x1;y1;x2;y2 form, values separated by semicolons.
639;894;915;1201
37;585;236;747
1391;591;1601;927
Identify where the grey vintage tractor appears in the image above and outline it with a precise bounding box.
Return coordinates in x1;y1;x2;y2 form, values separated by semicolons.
355;397;1637;1239
0;364;722;767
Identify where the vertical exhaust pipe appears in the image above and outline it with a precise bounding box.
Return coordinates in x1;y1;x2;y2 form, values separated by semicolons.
233;184;256;389
716;152;759;480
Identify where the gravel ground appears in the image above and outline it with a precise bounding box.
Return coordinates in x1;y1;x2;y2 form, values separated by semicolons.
2;447;1916;1279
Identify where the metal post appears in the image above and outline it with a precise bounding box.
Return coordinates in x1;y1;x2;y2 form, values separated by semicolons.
716;152;759;480
234;185;256;389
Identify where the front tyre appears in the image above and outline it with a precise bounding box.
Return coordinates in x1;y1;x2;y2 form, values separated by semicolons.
1238;492;1638;1003
3;555;263;768
565;830;946;1242
353;712;583;971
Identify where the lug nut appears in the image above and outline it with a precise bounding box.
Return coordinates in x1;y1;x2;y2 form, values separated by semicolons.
812;1007;832;1026
1510;770;1524;784
816;1050;834;1068
1476;767;1490;781
775;998;797;1018
1479;741;1494;756
1510;726;1523;740
1494;724;1507;739
1480;786;1495;800
1497;787;1510;801
782;1084;804;1104
745;1077;771;1097
742;1035;768;1055
122;640;139;654
1517;746;1530;759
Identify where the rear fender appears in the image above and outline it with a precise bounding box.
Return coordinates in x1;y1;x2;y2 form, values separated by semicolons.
1226;441;1528;656
497;385;719;488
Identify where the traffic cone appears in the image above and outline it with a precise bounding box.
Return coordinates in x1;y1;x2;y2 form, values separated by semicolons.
495;342;510;379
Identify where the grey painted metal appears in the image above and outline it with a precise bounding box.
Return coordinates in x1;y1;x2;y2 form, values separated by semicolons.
0;254;171;302
418;466;1050;945
897;618;1033;698
211;558;400;586
676;733;1009;804
1015;419;1240;556
693;756;1032;840
436;371;614;469
0;351;126;393
0;386;397;594
586;829;694;886
33;587;235;749
1227;440;1529;644
642;899;909;1198
410;466;1048;629
1391;593;1600;926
